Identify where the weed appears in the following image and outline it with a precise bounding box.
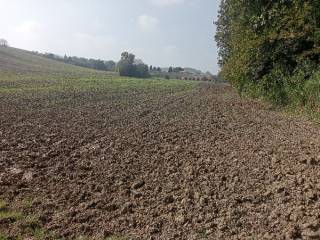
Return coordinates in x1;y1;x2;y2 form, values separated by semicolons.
196;230;209;239
0;210;22;222
21;198;34;209
0;233;9;240
33;228;46;240
106;236;128;240
0;200;6;211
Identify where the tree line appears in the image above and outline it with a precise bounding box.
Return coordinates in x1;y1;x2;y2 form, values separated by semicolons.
41;51;165;78
39;50;188;79
42;53;116;72
216;0;320;109
168;67;184;73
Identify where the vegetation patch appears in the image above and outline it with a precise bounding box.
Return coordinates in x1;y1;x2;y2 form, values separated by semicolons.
0;72;197;94
216;0;320;113
0;199;129;240
0;199;53;240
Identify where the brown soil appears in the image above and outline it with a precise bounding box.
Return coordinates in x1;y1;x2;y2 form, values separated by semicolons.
1;84;320;239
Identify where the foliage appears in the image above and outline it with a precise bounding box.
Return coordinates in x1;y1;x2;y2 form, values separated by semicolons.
173;67;184;73
166;66;184;73
134;63;150;78
149;65;162;72
117;52;150;78
0;199;60;240
215;0;320;109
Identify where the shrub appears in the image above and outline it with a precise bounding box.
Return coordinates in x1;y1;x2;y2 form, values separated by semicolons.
304;71;320;109
117;52;150;78
215;1;320;110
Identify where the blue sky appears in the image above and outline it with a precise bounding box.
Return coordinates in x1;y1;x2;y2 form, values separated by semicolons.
0;0;220;73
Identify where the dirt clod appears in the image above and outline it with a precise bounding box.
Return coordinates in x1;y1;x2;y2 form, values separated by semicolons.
132;181;145;190
164;195;175;204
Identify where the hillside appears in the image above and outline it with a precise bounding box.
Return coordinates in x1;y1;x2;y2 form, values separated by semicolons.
0;46;92;74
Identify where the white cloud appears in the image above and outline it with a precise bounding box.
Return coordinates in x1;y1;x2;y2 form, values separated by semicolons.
149;0;185;7
73;33;116;47
69;33;118;59
9;20;44;43
138;14;159;33
163;45;178;54
14;21;42;34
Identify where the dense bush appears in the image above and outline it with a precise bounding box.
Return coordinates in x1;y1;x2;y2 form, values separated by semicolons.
215;0;320;109
117;52;150;78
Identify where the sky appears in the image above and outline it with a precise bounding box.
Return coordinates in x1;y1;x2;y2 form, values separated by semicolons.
0;0;220;74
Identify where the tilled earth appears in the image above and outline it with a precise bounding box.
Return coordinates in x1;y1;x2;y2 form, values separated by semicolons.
1;83;320;239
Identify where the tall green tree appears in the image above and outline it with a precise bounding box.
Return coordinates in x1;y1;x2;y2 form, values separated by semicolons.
216;0;320;106
117;52;150;78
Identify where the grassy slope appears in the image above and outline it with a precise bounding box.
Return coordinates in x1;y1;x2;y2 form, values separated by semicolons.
0;47;197;96
0;46;91;73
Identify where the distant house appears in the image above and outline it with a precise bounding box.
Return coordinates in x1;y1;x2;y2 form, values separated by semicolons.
152;66;219;82
180;74;216;82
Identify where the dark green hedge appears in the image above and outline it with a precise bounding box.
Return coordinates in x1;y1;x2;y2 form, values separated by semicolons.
216;0;320;109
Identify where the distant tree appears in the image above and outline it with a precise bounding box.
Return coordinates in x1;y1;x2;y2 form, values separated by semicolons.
90;59;106;70
134;59;144;65
168;67;173;73
104;60;116;71
117;52;149;78
39;52;116;72
118;52;136;76
157;67;162;72
150;65;153;71
121;51;129;61
173;67;184;73
121;52;135;65
118;60;135;77
135;64;150;78
63;54;69;63
0;39;8;47
45;53;56;59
